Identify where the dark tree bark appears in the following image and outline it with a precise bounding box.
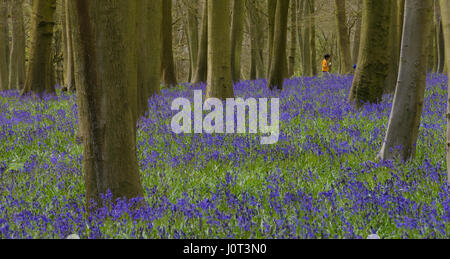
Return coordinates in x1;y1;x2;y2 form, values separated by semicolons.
192;0;208;84
348;0;392;107
72;0;144;208
268;0;290;90
206;0;234;99
231;0;244;82
0;0;9;91
23;0;57;96
161;0;177;87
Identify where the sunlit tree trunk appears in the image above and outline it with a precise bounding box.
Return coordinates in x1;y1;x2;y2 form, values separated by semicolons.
206;0;234;99
348;0;391;107
378;0;432;161
72;0;144;208
23;0;57;96
268;0;290;90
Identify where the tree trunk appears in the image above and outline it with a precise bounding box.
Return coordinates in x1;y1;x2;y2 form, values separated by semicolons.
441;0;450;183
302;0;312;76
62;0;75;92
334;0;352;74
206;0;234;99
185;0;199;83
288;0;297;77
161;0;177;87
9;0;26;91
309;0;317;76
147;0;163;98
22;0;57;96
378;0;433;161
231;0;244;82
192;0;208;84
267;0;277;78
297;0;305;75
385;0;401;94
437;5;446;73
268;0;290;90
0;0;9;91
72;0;144;208
352;0;362;65
348;0;392;107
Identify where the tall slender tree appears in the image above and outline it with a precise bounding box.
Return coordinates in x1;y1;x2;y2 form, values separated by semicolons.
441;0;450;182
136;0;162;118
436;3;446;73
384;0;401;94
192;0;208;84
185;0;199;82
161;0;177;87
352;0;362;65
268;0;290;90
23;0;57;96
267;0;277;77
288;0;297;77
62;0;75;92
9;0;26;91
348;0;392;107
206;0;234;99
378;0;433;161
309;0;317;75
0;0;9;91
231;0;244;82
72;0;144;208
248;0;265;80
334;0;352;74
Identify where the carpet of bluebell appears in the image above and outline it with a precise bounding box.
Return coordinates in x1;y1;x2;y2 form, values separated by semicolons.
0;74;449;239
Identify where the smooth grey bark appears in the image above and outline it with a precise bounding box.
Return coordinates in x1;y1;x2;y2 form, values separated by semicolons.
378;0;433;161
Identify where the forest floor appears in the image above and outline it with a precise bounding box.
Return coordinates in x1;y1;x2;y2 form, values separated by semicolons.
0;74;449;239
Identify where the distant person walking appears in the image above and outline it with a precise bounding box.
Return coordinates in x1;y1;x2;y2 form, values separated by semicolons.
322;54;332;76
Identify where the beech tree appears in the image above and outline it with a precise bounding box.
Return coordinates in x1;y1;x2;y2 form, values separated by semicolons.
348;0;391;107
268;0;290;90
288;0;297;77
137;0;163;118
161;0;177;87
62;0;75;92
378;0;433;161
71;0;144;207
23;0;57;96
192;0;208;84
334;0;352;74
231;0;244;82
441;0;450;182
0;0;8;91
206;0;234;99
